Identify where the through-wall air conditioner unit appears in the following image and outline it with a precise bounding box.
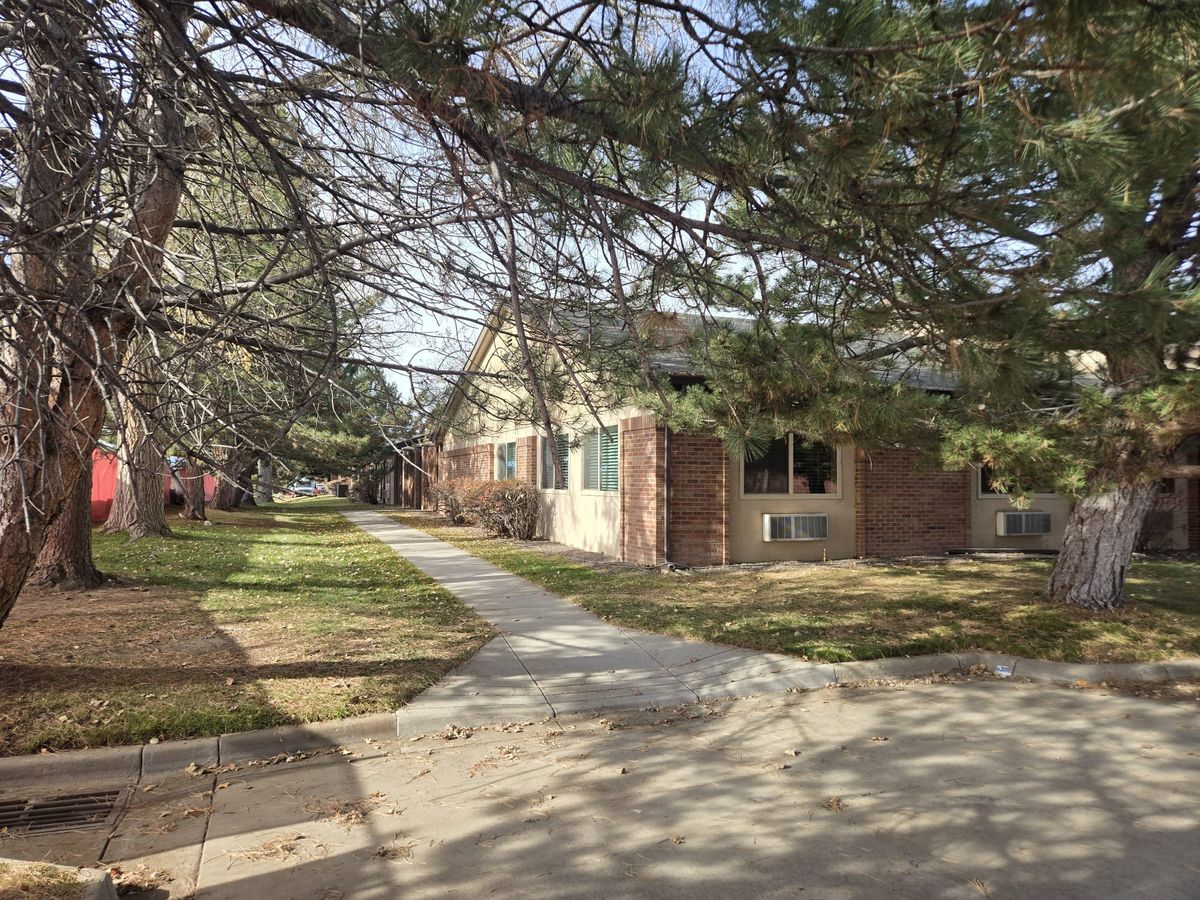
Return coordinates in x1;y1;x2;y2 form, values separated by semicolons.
996;511;1052;537
763;513;829;542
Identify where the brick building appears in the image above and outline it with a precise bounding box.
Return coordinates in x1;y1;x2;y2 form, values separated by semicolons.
393;314;1198;567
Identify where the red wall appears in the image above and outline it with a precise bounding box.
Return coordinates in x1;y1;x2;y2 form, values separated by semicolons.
90;449;216;523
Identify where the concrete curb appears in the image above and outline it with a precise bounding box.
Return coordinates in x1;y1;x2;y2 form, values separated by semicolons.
0;858;117;900
0;654;1195;785
216;713;395;764
0;745;142;789
0;715;398;791
80;865;119;900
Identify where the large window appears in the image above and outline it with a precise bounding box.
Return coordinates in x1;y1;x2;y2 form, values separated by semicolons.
541;434;570;489
582;426;619;492
743;435;837;495
978;465;1055;496
499;441;517;480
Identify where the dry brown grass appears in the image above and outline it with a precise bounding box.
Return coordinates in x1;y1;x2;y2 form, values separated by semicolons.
304;792;388;827
0;501;491;755
227;832;316;863
0;862;81;900
390;510;1200;665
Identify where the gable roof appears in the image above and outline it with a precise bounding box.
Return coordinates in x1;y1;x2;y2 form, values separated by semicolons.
430;307;959;439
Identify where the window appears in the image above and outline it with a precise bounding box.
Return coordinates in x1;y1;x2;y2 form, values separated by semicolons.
979;465;1003;495
582;426;619;492
600;427;618;491
498;441;517;480
792;438;837;494
743;435;837;495
744;437;789;494
540;433;570;489
979;466;1056;496
583;431;599;490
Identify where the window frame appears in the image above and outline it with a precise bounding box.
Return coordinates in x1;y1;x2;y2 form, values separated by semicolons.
739;434;842;500
975;465;1058;500
580;425;619;494
497;440;517;481
539;433;570;491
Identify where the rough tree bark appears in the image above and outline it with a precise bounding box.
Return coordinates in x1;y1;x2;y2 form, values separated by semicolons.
0;6;110;625
176;459;207;521
1047;481;1160;611
104;351;173;539
104;435;173;539
0;0;190;628
28;453;104;589
255;456;274;505
211;453;258;510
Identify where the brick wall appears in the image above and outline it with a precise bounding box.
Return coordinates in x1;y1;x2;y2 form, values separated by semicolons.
439;443;495;482
620;415;664;566
421;447;438;509
854;448;971;557
517;435;538;484
1189;445;1200;551
667;431;729;567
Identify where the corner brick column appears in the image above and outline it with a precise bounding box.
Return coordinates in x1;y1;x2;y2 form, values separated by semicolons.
516;435;538;483
1189;445;1200;551
620;416;665;566
666;431;729;567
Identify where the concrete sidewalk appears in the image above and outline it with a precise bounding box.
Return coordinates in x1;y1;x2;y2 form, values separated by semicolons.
3;680;1197;899
343;510;1200;736
343;510;845;729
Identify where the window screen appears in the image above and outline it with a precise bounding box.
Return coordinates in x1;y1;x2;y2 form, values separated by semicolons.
743;437;789;494
555;433;570;489
599;426;618;491
792;438;836;494
501;441;517;480
582;431;600;490
540;437;555;489
980;465;1003;494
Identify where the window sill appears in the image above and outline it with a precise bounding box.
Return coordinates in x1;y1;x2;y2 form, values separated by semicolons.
739;492;843;501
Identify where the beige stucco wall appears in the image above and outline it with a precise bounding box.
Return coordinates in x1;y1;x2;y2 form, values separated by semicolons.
969;468;1190;551
528;408;640;559
969;464;1069;550
727;444;857;563
443;352;646;557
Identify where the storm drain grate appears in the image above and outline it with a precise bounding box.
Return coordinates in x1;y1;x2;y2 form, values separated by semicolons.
0;789;123;835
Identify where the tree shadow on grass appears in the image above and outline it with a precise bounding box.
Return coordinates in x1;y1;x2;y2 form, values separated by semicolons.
0;506;489;755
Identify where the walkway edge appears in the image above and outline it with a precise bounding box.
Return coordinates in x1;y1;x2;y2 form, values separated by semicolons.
1;651;1194;788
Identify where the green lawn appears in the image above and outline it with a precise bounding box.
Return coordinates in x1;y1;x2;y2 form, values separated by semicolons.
384;510;1200;665
0;499;491;755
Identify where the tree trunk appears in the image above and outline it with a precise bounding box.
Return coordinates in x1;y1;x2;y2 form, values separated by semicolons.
104;438;172;539
255;456;274;505
1047;482;1159;610
211;453;257;510
239;468;256;506
0;7;111;626
211;478;241;511
176;459;207;521
28;453;104;589
0;0;190;629
104;357;172;541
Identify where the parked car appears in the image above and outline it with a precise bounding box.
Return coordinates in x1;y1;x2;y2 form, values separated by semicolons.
285;480;319;496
